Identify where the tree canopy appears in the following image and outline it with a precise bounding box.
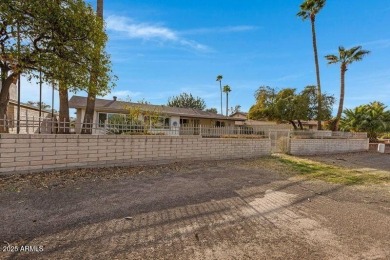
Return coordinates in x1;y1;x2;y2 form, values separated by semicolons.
340;102;390;141
230;105;241;115
0;0;115;131
248;86;334;129
0;0;114;90
205;108;218;114
167;93;206;110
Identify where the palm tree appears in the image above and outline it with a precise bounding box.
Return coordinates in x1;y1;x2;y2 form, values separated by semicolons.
216;75;223;115
223;85;231;116
325;46;370;130
297;0;326;130
340;102;389;141
83;0;104;133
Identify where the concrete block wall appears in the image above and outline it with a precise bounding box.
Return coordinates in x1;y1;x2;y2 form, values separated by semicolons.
0;134;271;174
289;138;369;155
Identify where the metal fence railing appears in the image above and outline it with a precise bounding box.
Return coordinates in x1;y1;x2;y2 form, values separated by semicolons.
0;117;367;139
0;117;268;137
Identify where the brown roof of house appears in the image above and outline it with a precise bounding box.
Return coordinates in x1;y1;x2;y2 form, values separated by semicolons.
230;111;248;117
69;96;243;121
9;100;58;115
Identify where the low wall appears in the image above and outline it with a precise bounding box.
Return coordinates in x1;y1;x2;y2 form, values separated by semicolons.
369;143;390;153
0;134;271;174
289;138;369;155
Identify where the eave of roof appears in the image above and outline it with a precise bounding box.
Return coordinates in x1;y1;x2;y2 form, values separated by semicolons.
69;96;245;121
9;100;58;115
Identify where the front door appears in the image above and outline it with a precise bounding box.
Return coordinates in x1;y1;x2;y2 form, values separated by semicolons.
193;119;200;135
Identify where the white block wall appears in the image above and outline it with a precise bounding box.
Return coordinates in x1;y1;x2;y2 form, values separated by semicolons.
0;134;271;174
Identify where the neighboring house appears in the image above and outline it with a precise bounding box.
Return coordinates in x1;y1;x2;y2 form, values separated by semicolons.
230;112;319;130
1;82;56;133
299;120;319;130
69;95;243;135
230;112;279;126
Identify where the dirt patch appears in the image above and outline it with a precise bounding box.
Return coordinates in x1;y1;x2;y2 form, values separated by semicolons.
0;157;389;259
301;151;390;173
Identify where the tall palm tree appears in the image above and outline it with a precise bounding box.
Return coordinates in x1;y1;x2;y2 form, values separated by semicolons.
297;0;326;130
83;0;103;133
216;75;223;115
223;85;231;116
325;46;370;130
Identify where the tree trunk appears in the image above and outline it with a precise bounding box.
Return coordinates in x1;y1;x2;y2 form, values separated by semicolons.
334;63;346;131
298;120;303;130
0;73;17;133
82;79;96;134
220;81;222;115
311;16;322;130
290;120;298;130
226;92;229;116
82;0;103;134
58;82;70;134
97;0;103;16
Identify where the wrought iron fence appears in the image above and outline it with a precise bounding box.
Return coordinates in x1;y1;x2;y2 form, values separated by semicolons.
0;117;269;137
0;116;368;139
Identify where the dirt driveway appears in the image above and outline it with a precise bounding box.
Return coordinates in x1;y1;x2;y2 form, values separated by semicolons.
0;154;389;259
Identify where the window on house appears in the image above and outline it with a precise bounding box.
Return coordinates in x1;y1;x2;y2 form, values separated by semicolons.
155;116;170;127
98;112;129;127
98;113;107;127
180;118;189;126
144;116;170;127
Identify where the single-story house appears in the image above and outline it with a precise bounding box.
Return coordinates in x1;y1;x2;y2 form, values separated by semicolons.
230;112;282;126
230;112;319;130
69;95;243;135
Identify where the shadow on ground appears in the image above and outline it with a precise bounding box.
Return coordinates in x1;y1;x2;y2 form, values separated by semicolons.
0;158;389;259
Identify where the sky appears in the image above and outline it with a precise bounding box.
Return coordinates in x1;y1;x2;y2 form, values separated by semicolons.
21;0;390;115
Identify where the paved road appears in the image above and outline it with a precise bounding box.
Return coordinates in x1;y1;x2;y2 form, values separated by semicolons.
0;156;389;259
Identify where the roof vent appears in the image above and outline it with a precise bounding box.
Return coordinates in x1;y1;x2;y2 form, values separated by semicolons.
113;96;117;101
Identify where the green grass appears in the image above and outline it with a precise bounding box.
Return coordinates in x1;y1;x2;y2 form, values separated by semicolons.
275;155;390;185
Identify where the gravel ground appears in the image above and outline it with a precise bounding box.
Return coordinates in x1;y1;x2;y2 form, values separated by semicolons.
301;151;390;172
0;155;389;260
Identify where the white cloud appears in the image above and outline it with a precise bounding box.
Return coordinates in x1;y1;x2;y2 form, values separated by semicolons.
361;39;390;49
106;15;210;51
181;25;259;35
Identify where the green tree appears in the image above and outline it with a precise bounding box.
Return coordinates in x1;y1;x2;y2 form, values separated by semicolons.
0;0;114;133
205;108;218;114
248;86;277;121
230;105;242;115
249;86;334;130
216;75;223;114
325;46;370;130
167;93;206;110
340;102;390;141
297;0;326;130
223;85;231;116
301;85;334;121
